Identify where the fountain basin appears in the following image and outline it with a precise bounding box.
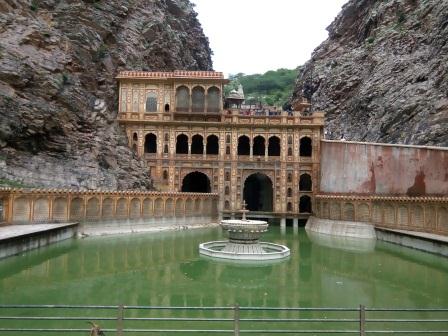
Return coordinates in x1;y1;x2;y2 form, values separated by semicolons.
220;219;269;243
199;241;290;261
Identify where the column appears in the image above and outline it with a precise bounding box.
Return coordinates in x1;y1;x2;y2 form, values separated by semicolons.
264;140;268;161
293;218;299;235
280;217;286;235
203;141;207;159
250;138;253;159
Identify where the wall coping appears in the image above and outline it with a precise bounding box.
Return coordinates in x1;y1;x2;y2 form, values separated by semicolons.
0;188;218;198
321;139;448;151
315;194;448;203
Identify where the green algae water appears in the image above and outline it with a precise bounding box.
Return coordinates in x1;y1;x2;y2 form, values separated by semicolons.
0;227;447;334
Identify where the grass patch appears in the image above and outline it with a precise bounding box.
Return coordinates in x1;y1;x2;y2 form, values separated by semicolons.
0;178;32;188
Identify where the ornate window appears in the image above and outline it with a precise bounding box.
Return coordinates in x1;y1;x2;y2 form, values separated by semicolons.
121;89;127;112
145;92;157;112
207;86;220;112
192;86;205;112
176;86;190;112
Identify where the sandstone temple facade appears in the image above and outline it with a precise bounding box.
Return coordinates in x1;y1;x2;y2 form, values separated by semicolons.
117;70;324;224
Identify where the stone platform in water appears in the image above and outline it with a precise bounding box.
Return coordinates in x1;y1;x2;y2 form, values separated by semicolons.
306;216;376;239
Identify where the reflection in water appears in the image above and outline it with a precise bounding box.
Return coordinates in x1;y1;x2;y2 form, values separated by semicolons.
0;227;447;309
306;230;376;253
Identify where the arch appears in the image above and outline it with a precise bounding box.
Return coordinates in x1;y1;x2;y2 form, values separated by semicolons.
203;199;212;215
164;103;170;112
299;195;312;213
224;200;230;210
70;197;84;221
207;86;220;112
287;173;292;183
372;204;382;223
226;146;231;155
132;144;137;153
175;85;190;112
237;136;250;155
130;198;141;219
268;136;280;156
33;198;49;222
330;202;341;220
226;134;231;143
411;205;424;227
194;199;202;215
175;199;184;216
191;134;204;154
192;86;205;112
176;134;188;154
133;132;138;141
225;186;230;195
343;203;355;220
300;136;312;157
397;205;409;226
287;202;293;212
182;171;211;193
253;136;265;156
165;198;174;217
102;198;114;219
116;198;128;218
358;203;370;222
384;204;395;224
164;144;169;154
164;133;169;142
288;135;293;145
288;147;292;156
144;133;157;153
145;92;157;112
142;198;153;218
425;205;436;229
287;188;292;197
299;173;312;191
86;197;100;220
225;171;230;181
163;170;168;181
437;207;448;231
206;135;219;155
13;197;30;222
185;198;194;216
243;173;273;212
53;197;67;221
322;201;329;218
154;198;164;217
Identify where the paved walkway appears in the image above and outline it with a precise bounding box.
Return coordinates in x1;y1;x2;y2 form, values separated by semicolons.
0;223;78;241
376;227;448;243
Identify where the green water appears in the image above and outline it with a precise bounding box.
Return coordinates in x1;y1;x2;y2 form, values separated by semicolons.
0;227;447;333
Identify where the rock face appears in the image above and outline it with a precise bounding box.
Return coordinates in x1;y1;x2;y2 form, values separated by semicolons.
0;0;212;189
292;0;448;146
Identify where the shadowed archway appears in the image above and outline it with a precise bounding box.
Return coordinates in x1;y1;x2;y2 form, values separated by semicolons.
181;172;211;193
243;173;273;212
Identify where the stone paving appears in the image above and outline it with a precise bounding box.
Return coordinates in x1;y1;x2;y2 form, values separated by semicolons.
0;223;77;241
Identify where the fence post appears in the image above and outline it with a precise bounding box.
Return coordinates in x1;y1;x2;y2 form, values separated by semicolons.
234;304;240;336
117;304;124;336
359;305;365;336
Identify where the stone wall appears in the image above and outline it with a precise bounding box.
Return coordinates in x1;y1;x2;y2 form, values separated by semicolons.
320;140;448;196
0;188;219;226
315;195;448;236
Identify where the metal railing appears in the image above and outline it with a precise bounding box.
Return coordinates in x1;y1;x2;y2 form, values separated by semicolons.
0;305;447;335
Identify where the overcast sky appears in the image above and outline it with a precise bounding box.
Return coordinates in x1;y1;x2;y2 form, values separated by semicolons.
191;0;348;75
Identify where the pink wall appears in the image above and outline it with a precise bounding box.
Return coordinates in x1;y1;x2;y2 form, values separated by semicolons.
320;140;448;196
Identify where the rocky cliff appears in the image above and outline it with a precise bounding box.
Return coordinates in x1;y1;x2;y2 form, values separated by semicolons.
0;0;212;189
292;0;448;146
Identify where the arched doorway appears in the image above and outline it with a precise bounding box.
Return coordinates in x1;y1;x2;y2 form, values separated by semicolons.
238;136;250;155
176;134;188;154
299;173;312;191
253;136;265;156
182;172;211;193
268;136;280;156
206;135;219;154
299;195;312;213
191;134;204;154
300;137;312;157
243;173;273;212
144;133;157;153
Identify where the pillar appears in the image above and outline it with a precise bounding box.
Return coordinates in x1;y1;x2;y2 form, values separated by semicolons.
293;218;299;235
280;217;286;228
250;138;253;159
265;138;268;161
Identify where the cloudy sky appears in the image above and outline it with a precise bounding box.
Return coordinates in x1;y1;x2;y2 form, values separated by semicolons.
191;0;348;75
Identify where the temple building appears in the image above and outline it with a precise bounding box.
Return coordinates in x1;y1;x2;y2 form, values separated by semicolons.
117;70;324;224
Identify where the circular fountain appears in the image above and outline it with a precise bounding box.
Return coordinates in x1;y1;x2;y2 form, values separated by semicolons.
199;201;290;262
